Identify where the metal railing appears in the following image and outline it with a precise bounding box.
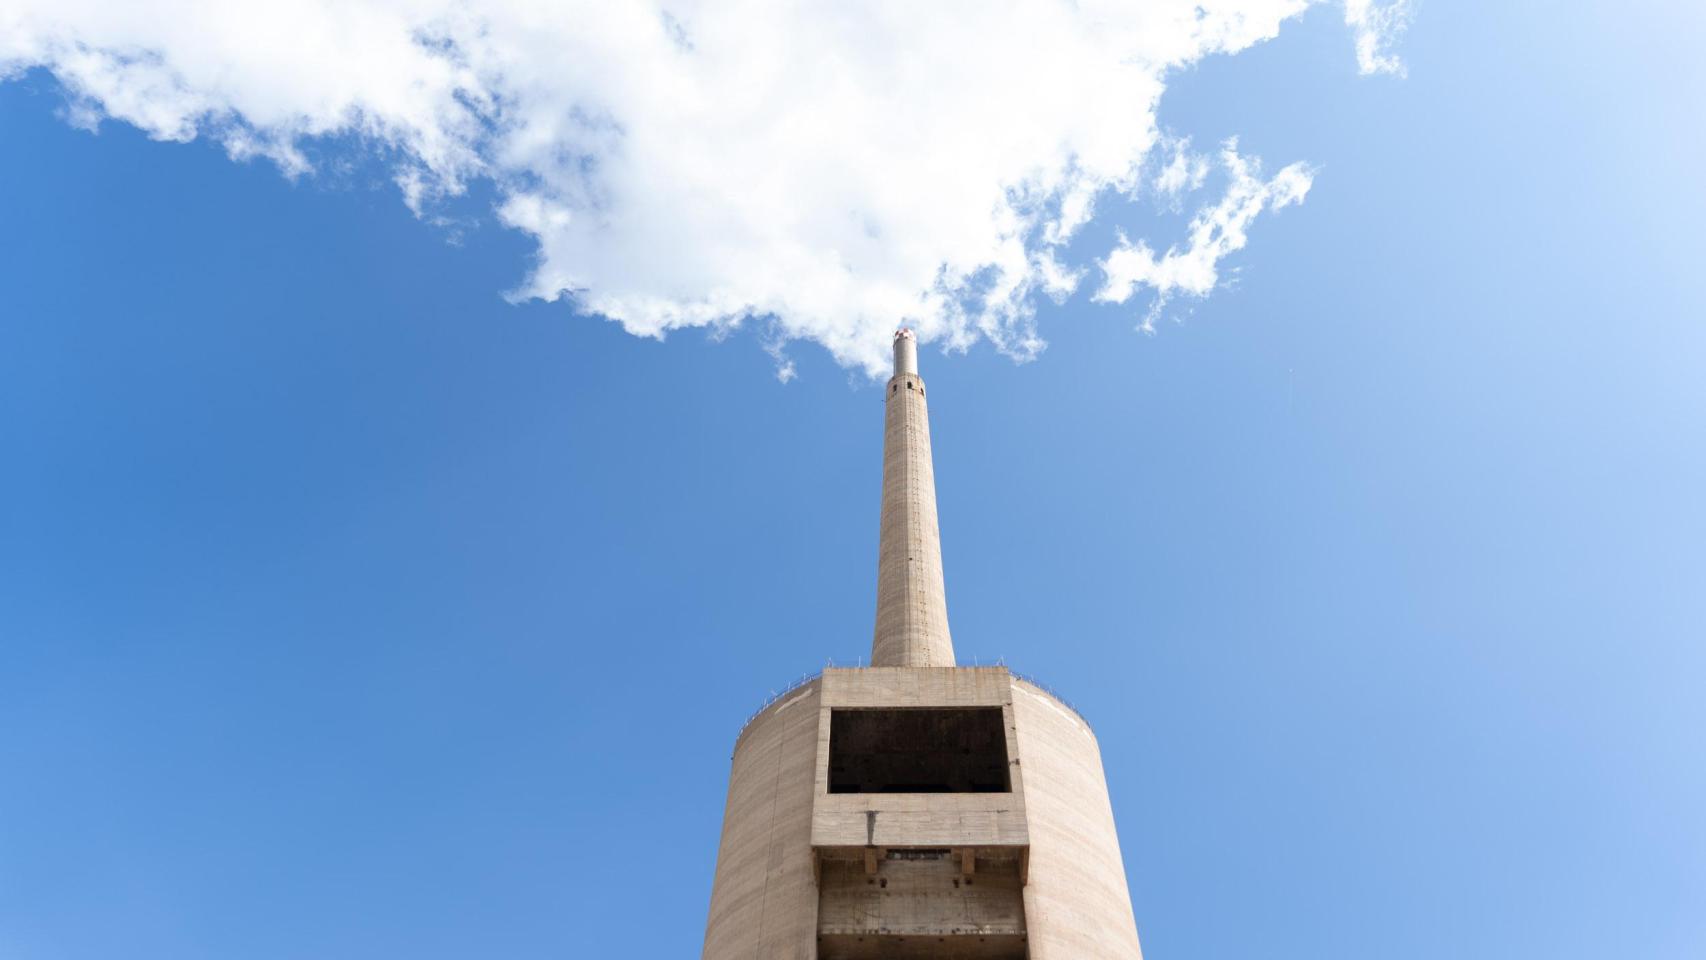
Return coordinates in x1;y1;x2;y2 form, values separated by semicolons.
734;670;822;741
1006;669;1090;726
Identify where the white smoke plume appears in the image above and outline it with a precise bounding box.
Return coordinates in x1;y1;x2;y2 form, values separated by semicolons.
0;0;1404;376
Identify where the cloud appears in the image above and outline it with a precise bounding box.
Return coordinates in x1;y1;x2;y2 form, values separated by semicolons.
1344;0;1413;77
1095;140;1313;331
0;0;1395;376
1153;136;1213;207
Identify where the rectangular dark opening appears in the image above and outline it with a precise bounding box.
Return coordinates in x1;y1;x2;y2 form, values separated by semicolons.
828;707;1010;793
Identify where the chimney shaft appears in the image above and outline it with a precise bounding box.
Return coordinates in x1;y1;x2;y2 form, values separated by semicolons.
871;329;955;667
893;330;918;376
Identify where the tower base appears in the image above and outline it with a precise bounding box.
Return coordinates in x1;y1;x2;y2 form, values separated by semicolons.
702;667;1142;960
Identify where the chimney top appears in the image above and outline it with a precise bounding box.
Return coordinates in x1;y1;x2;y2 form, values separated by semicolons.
892;328;918;377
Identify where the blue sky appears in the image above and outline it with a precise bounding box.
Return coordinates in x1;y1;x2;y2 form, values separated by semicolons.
2;2;1704;958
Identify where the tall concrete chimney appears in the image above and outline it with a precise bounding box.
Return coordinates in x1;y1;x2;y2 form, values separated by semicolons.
871;328;954;668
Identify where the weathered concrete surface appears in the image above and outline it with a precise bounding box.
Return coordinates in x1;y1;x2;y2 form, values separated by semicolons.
816;856;1025;937
818;666;1006;710
872;329;954;668
812;668;1028;850
705;668;1142;959
1012;677;1144;960
702;680;822;960
818;933;1027;960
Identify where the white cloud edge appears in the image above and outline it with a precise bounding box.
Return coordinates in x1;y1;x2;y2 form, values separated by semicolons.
0;1;1403;378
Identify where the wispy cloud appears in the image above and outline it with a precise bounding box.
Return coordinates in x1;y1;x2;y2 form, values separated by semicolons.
0;0;1401;376
1345;0;1413;77
1095;140;1314;332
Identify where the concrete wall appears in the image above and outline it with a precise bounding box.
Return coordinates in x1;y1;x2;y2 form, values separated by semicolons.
703;668;1143;960
1012;678;1144;960
702;680;824;960
812;668;1027;850
816;856;1025;937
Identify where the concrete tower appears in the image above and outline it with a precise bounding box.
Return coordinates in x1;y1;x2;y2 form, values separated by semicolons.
702;331;1143;960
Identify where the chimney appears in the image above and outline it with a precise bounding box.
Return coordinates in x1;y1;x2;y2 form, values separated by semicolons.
871;329;955;667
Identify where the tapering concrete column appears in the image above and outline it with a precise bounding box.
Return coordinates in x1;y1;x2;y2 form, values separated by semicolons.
871;329;955;667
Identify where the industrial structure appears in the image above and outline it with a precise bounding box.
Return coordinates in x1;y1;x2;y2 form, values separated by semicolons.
702;329;1143;959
